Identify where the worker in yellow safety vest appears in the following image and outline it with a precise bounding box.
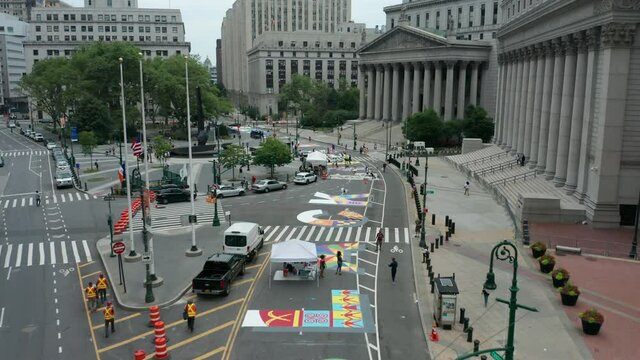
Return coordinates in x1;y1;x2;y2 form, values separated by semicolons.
96;273;108;305
184;300;197;332
104;301;115;338
85;282;97;311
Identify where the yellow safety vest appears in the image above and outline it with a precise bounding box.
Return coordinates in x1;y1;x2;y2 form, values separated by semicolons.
86;286;96;298
187;304;196;317
104;307;114;320
97;277;108;289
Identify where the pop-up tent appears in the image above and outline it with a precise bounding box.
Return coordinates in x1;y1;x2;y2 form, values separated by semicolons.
269;239;319;287
305;151;328;167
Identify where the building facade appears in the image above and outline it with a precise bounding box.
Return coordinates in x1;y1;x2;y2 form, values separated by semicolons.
493;0;640;227
0;13;28;112
23;0;190;72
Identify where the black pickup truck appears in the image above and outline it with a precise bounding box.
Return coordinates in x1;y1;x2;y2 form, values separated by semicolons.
192;253;245;296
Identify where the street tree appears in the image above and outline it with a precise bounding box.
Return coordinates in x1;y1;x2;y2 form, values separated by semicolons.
462;105;494;143
253;138;293;178
79;131;98;167
152;135;172;165
403;108;443;147
219;144;251;180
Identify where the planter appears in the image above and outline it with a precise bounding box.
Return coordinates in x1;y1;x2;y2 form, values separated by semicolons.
539;261;555;274
581;320;602;335
532;248;546;259
561;292;579;306
552;277;568;288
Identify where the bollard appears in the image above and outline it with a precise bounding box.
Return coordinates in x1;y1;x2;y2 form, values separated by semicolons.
459;308;466;324
148;305;160;327
422;250;428;263
427;265;432;274
432;213;436;225
430;242;434;252
474;339;480;352
429;270;434;280
440;236;444;246
445;215;449;226
467;327;473;342
154;337;170;359
451;222;456;235
430;279;434;293
435;240;439;249
463;317;470;332
445;232;449;242
84;182;88;191
134;350;146;360
153;321;169;343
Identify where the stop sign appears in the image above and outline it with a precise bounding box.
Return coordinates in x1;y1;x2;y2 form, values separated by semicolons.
112;241;126;255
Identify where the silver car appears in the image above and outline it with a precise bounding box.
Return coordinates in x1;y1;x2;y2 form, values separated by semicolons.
214;185;246;198
55;171;74;189
293;172;317;185
251;179;287;193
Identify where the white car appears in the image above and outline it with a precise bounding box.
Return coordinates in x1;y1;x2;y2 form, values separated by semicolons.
214;185;246;198
34;133;44;142
56;159;70;171
55;171;74;189
46;142;58;150
8;122;16;128
293;172;318;185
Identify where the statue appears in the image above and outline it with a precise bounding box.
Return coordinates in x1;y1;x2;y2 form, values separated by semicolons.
361;28;366;44
447;14;455;31
197;130;209;146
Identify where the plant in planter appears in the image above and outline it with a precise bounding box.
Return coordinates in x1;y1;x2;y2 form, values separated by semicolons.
538;254;556;274
559;282;580;306
530;241;547;258
550;268;570;288
579;308;604;335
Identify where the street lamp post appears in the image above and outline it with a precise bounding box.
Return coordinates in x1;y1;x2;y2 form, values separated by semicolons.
184;55;202;257
140;191;155;303
104;194;115;257
457;240;538;360
211;159;221;227
419;155;428;248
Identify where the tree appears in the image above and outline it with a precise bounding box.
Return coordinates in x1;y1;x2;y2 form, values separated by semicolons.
79;131;98;167
152;135;172;165
403;108;444;147
219;144;251;180
253;138;293;177
462;105;495;142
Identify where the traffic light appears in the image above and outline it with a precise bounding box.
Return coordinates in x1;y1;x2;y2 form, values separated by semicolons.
420;183;425;195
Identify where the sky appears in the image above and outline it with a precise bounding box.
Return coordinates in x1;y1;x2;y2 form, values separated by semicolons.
64;0;399;65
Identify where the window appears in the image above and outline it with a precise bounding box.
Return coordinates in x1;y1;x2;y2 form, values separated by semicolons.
492;32;496;39
479;33;484;39
71;26;76;32
172;26;177;33
98;26;103;32
122;26;127;32
327;42;332;47
36;14;42;21
87;14;93;21
278;40;283;47
36;26;41;32
391;18;395;28
33;49;39;56
53;25;59;32
107;0;113;6
161;16;167;22
162;27;167;33
351;42;356;48
416;14;420;27
81;14;86;21
64;14;69;21
458;8;462;28
173;36;178;42
139;15;144;21
481;4;486;26
155;15;161;22
435;11;440;30
36;35;42;41
303;41;308;47
122;15;127;21
493;2;499;25
171;16;177;22
81;26;86;32
128;26;133;32
426;13;430;28
469;6;474;27
47;14;52;21
64;25;69;31
98;14;103;21
145;15;150;21
88;26;93;31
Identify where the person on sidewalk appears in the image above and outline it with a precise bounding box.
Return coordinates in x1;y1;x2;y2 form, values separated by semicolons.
104;301;115;338
85;282;97;311
464;181;470;196
184;300;197;332
94;161;99;171
318;255;326;278
35;190;41;207
335;251;343;275
482;288;490;307
414;218;422;237
96;273;108;305
382;163;386;172
375;230;384;252
389;258;398;283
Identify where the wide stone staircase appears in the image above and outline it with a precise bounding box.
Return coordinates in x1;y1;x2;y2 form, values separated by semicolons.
446;144;587;228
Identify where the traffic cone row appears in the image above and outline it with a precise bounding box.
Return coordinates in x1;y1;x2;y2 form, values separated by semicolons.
148;305;160;327
135;305;170;359
114;193;156;235
430;325;440;342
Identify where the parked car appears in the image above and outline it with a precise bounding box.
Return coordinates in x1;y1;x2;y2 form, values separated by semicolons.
155;188;193;204
192;253;245;296
222;222;264;261
46;141;58;150
213;185;246;198
8;122;16;128
0;156;4;167
293;172;318;185
56;159;70;171
55;171;74;189
251;179;287;193
34;133;44;142
150;183;181;194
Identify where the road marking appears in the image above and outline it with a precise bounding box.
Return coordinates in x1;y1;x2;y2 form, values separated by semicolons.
12;199;17;208
325;227;334;242
3;244;12;268
273;225;289;243
364;227;371;244
76;193;82;201
6;266;11;280
359;258;376;266
61;195;65;203
315;226;326;242
145;321;234;360
27;243;33;266
68;193;73;202
305;226;316;241
394;227;400;244
345;227;353;242
75;262;101;360
355;227;362;243
264;225;279;241
21;198;25;207
60;241;68;264
82;270;101;279
368;343;378;351
284;226;297;242
39;243;45;265
385;228;390;245
3;201;8;209
91;312;141;330
297;226;308;239
78;261;94;268
29;198;34;206
364;272;376;278
50;242;56;264
71;241;81;263
0;307;4;328
15;244;23;267
193;346;226;360
84;194;90;200
404;228;410;244
82;240;92;261
335;227;344;242
359;284;375;293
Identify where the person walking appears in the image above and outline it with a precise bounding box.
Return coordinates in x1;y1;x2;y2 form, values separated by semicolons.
389;258;398;283
184;300;197;332
85;282;97;311
318;255;326;278
251;175;257;185
35;190;41;207
482;288;490;307
94;161;99;171
104;301;115;338
382;163;387;172
375;229;384;252
96;273;108;305
414;218;422;237
335;251;343;275
464;181;470;196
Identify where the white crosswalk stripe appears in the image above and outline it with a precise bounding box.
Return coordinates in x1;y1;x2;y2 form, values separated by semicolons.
0;192;96;209
128;199;226;232
0;240;92;268
0;150;50;157
263;225;411;244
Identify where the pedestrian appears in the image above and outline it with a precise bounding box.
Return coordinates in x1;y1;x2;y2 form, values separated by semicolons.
482;288;490;307
184;300;197;332
382;163;386;172
251;175;257;185
96;273;108;305
239;167;243;174
35;190;41;207
464;180;470;196
414;218;422;237
85;282;97;311
389;257;398;282
94;161;99;171
104;301;115;338
318;254;326;278
335;251;343;275
376;229;384;252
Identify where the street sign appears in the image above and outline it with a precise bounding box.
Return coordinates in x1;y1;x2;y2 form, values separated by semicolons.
188;215;197;224
141;251;152;264
112;241;126;255
490;351;505;360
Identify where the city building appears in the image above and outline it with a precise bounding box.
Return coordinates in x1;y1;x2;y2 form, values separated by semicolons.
23;0;190;73
215;38;222;86
202;56;217;84
0;13;28;113
220;0;382;115
492;0;640;227
357;0;502;122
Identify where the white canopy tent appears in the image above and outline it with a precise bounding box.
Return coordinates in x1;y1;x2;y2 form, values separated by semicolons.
305;151;328;168
269;239;319;287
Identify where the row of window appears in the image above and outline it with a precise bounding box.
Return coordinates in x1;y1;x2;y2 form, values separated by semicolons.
33;48;179;59
35;25;179;34
456;32;497;40
265;59;358;89
0;26;15;33
33;35;180;43
277;40;357;49
391;2;499;30
36;13;178;23
267;50;356;59
506;0;536;20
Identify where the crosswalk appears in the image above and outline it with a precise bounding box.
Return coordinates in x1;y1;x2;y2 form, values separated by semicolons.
262;225;411;244
0;192;96;208
129;198;226;232
1;150;49;157
0;240;93;268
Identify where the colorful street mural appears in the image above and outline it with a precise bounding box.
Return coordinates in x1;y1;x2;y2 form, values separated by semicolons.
309;192;370;207
296;209;368;227
316;243;359;273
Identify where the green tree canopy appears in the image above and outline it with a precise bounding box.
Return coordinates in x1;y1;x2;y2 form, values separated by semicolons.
79;131;98;165
219;144;251;180
152;135;172;165
253;138;293;177
403;108;444;147
462;105;495;142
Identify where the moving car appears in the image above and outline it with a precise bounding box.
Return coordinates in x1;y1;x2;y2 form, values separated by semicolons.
214;185;246;198
34;133;44;142
46;141;58;150
150;183;181;194
251;179;287;193
55;171;74;189
222;222;264;261
155;188;193;204
192;253;246;296
293;172;318;185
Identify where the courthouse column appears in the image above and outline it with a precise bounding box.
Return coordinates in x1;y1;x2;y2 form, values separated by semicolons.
375;65;384;120
529;43;545;168
523;46;537;158
358;65;366;119
422;62;432;110
544;38;566;179
564;32;588;193
495;55;505;144
469;62;479;106
517;49;531;154
412;62;422;114
402;63;412;121
510;51;524;153
553;35;578;187
504;54;515;150
536;41;555;173
366;66;375;119
433;62;443;116
383;64;392;121
457;61;468;120
392;63;401;122
444;61;456;120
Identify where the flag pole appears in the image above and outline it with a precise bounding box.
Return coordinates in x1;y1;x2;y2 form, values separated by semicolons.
184;55;202;257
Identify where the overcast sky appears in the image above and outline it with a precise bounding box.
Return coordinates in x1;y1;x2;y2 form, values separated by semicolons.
64;0;398;64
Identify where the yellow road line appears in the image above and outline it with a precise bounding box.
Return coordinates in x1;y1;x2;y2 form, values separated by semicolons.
98;298;244;354
193;346;226;360
245;264;261;270
76;262;101;360
222;254;271;360
184;277;256;302
144;322;234;360
91;312;141;330
78;261;95;268
81;270;101;279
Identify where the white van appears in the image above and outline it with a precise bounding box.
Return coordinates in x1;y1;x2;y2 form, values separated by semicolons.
223;222;264;261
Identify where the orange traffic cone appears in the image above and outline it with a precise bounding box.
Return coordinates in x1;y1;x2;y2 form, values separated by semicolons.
430;326;439;342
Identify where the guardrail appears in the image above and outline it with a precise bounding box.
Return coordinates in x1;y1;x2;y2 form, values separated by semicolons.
474;159;520;176
460;151;509;166
489;170;538;186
